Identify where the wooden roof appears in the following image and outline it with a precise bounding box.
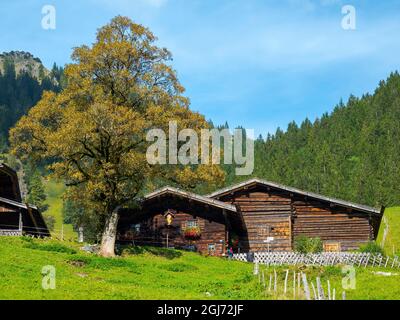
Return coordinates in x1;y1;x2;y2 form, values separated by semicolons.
143;186;237;212
0;196;38;210
207;178;383;215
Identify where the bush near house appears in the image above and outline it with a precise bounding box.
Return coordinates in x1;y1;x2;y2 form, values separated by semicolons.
359;241;385;255
294;236;323;254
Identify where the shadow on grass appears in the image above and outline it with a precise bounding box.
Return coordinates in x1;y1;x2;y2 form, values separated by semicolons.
67;255;140;272
119;245;182;260
23;240;77;255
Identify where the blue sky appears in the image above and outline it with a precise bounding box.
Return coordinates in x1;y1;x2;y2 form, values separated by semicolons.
1;0;400;136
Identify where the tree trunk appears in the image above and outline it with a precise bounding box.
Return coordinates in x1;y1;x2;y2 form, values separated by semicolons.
99;207;120;257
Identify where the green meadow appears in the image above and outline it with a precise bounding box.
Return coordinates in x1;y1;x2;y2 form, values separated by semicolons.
0;236;399;300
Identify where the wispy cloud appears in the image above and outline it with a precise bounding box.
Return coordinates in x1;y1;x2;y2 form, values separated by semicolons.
160;1;400;75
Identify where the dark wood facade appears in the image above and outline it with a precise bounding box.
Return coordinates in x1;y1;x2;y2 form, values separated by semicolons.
118;179;383;255
117;187;237;256
208;179;384;253
0;163;50;237
0;163;22;202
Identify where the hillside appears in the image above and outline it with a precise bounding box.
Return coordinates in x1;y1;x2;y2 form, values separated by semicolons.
0;236;399;300
0;51;50;80
43;179;76;240
378;207;400;256
224;72;400;209
0;51;64;148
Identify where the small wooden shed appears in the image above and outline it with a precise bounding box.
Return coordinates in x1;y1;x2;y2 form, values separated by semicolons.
0;163;50;237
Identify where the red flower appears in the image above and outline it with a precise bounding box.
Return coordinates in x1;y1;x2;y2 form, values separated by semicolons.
183;226;201;240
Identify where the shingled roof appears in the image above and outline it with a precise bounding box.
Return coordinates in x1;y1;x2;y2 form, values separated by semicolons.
206;178;383;215
143;186;237;212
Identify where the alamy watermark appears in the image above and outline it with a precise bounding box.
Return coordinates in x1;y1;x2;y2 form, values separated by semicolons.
146;121;254;176
41;265;56;290
342;265;356;290
41;5;56;30
341;5;356;30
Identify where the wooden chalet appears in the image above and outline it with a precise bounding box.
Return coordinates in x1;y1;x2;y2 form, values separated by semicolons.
207;179;384;253
0;163;50;237
118;187;238;256
118;178;383;256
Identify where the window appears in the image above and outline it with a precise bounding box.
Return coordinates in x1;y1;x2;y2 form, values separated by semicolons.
208;243;216;254
324;242;341;252
186;220;198;228
130;224;141;233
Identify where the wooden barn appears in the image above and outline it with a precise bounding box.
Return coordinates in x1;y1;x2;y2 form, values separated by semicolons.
118;178;383;256
0;163;50;237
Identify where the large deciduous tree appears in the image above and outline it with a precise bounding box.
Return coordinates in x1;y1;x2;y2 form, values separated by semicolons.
10;16;224;257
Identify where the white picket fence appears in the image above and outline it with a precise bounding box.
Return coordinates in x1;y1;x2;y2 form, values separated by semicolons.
232;252;400;269
0;229;23;236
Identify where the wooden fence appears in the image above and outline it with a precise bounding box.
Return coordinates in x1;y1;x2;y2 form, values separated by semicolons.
233;252;400;269
0;229;23;236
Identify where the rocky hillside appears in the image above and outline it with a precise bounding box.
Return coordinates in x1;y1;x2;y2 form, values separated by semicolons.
0;51;50;81
0;51;64;148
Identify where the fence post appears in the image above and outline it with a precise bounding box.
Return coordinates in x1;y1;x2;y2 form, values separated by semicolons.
78;227;84;243
311;282;317;300
316;277;325;300
268;274;272;292
284;270;289;295
327;280;331;300
262;270;266;288
301;273;311;301
253;261;259;275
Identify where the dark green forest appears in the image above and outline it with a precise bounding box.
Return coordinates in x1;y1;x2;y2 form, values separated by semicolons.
224;72;400;208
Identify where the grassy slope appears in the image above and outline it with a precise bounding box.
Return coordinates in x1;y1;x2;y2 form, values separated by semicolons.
377;207;400;256
43;179;76;240
0;237;399;300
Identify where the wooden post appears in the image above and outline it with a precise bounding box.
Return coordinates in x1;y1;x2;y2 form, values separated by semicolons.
18;211;23;232
332;288;336;300
293;271;296;300
274;269;277;292
364;254;370;268
327;280;331;300
316;277;325;300
311;282;317;300
253;262;259;275
166;230;169;249
78;227;84;243
284;269;289;295
298;272;301;291
301;273;311;301
262;270;266;288
391;256;396;268
268;274;272;292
